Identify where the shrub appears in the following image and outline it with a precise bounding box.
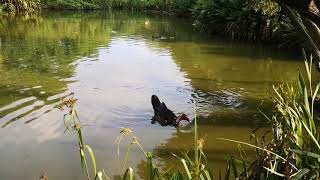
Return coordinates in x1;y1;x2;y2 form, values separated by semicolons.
191;0;283;42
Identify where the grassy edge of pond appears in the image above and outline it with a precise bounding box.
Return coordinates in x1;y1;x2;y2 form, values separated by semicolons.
57;53;320;179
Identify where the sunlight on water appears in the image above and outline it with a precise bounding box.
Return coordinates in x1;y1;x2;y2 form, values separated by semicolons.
0;11;318;179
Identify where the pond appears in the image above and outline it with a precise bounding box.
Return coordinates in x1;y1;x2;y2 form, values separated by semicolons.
0;11;316;179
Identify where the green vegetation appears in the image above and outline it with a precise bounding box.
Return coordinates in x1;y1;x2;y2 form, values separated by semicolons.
2;0;320;63
0;0;40;13
192;0;281;42
60;95;102;180
41;0;99;10
60;96;214;179
41;0;195;16
58;53;320;179
2;0;319;178
39;0;320;69
222;53;320;179
2;11;319;178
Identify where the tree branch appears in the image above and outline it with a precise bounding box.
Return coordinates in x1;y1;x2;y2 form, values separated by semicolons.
282;4;320;64
280;0;320;26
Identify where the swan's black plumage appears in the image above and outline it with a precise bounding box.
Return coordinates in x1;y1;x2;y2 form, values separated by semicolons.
151;95;189;126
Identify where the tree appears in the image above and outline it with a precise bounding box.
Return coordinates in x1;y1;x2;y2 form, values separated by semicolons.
278;0;320;67
249;0;320;68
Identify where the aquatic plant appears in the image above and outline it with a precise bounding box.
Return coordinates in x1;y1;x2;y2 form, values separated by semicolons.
59;94;104;180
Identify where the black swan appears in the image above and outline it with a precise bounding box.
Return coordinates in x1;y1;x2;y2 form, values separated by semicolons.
151;95;190;127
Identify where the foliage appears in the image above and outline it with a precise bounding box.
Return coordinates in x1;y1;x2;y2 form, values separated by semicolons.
57;50;320;179
0;0;40;13
191;0;284;42
221;53;320;179
245;0;280;16
0;0;312;48
41;0;195;15
41;0;99;10
171;0;196;16
1;0;307;46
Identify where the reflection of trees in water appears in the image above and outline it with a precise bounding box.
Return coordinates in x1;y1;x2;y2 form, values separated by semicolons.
135;124;260;179
0;12;113;127
0;11;203;127
189;88;273;127
154;36;318;127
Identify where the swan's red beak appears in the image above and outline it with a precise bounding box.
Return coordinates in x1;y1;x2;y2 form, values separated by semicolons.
178;114;190;122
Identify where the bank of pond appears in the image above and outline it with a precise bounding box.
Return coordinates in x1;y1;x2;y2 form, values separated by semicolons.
0;0;313;47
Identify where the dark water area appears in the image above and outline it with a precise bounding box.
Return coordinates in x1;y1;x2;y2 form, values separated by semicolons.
0;11;318;179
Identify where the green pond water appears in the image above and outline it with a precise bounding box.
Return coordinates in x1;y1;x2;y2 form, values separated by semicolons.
0;11;318;179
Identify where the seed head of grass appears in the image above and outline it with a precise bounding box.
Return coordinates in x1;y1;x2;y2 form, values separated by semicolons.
116;127;134;155
73;123;81;130
120;127;133;135
58;94;78;111
197;138;205;150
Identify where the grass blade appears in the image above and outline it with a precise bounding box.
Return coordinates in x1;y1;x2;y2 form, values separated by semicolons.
146;152;153;180
95;171;103;180
263;167;285;177
85;144;97;176
291;168;310;179
202;170;212;180
301;121;320;151
217;138;298;170
291;149;320;159
181;159;192;179
230;156;238;178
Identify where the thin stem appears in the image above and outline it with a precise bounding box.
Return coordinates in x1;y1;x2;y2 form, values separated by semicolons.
121;143;132;174
133;138;147;157
76;131;91;180
193;104;199;179
83;154;91;180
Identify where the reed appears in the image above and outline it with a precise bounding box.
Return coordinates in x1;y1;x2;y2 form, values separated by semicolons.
59;95;104;180
218;52;320;179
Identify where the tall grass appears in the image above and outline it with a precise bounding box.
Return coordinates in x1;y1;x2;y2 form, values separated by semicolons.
59;97;215;179
58;53;320;179
116;113;215;179
59;95;104;180
219;52;320;179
